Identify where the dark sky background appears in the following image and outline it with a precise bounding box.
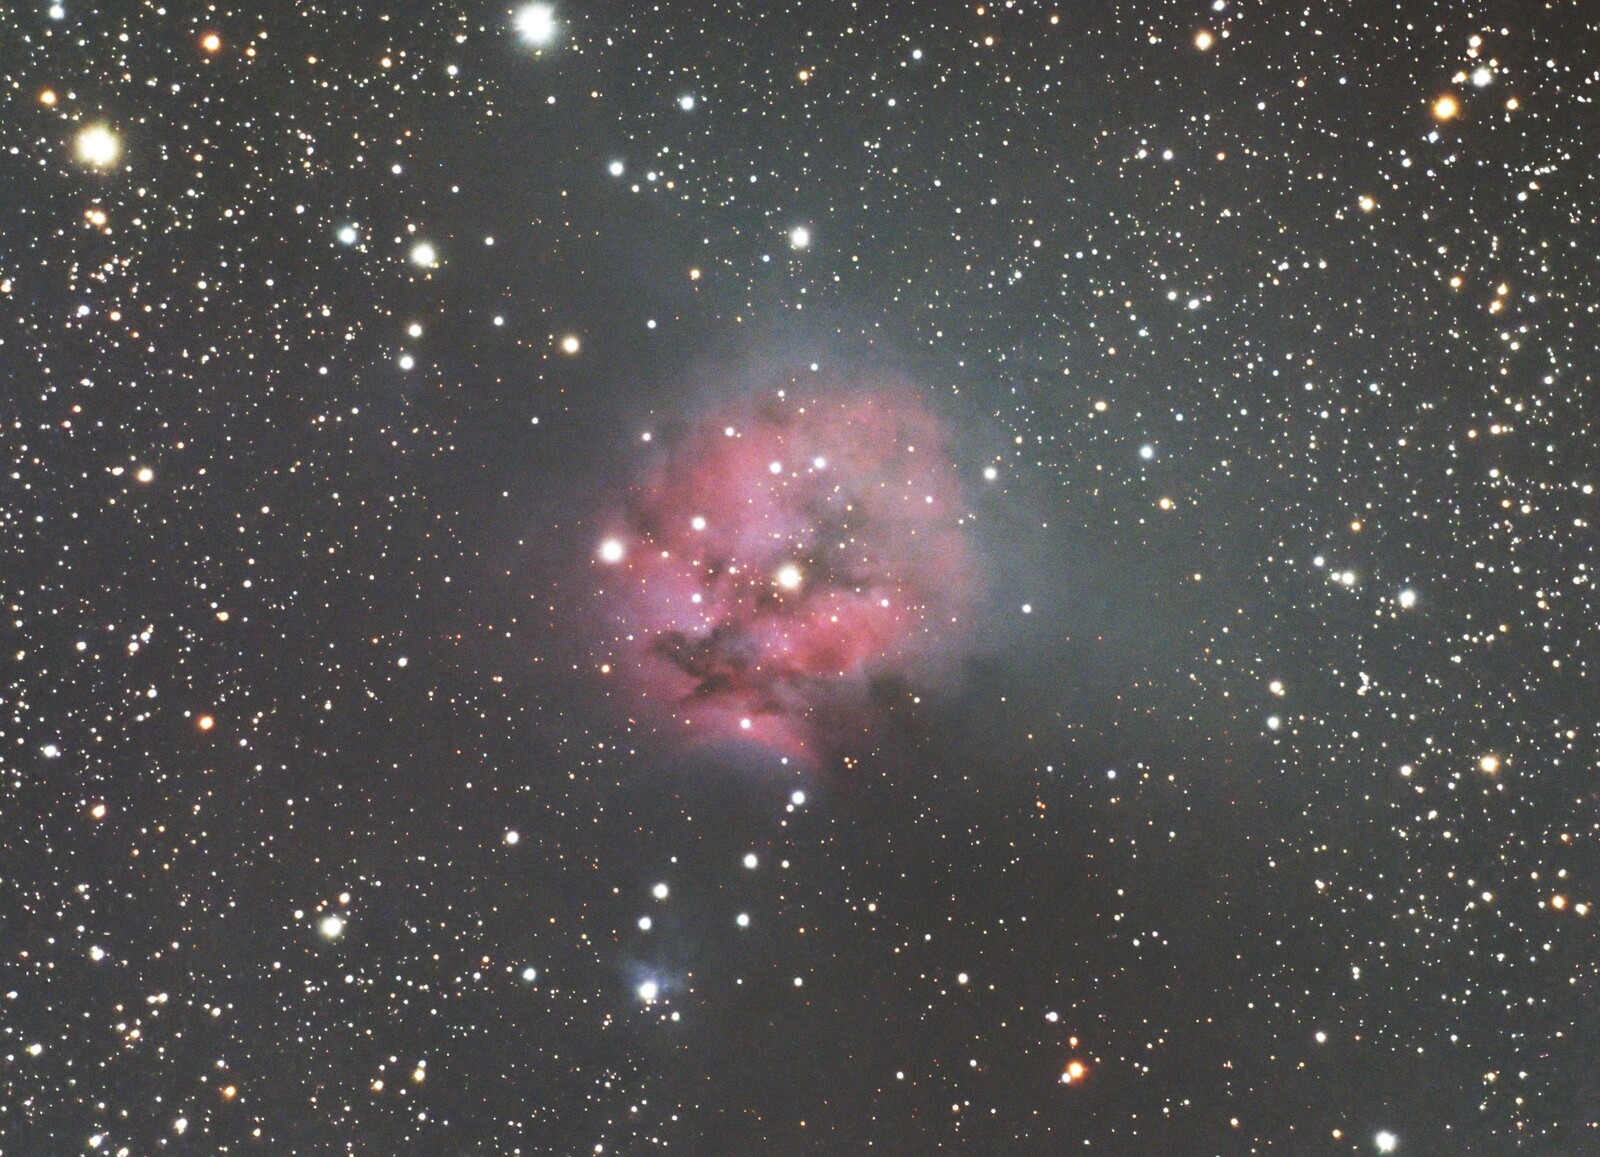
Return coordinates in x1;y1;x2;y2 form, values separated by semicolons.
4;0;1598;1153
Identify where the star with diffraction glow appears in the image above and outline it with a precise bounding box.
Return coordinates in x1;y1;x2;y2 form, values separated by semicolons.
514;3;558;46
75;125;120;169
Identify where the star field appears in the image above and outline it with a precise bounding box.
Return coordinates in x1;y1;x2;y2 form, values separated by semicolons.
3;2;1599;1154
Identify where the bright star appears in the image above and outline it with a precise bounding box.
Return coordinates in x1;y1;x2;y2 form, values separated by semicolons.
75;125;121;169
514;3;558;46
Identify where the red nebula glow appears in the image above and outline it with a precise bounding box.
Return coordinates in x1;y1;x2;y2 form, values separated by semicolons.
596;386;979;761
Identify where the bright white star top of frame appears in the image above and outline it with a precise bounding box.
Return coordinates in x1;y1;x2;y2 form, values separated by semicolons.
514;3;558;47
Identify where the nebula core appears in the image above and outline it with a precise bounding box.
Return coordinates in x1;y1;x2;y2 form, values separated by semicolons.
596;386;981;761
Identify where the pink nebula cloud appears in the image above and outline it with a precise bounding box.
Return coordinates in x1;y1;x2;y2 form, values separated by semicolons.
596;385;980;763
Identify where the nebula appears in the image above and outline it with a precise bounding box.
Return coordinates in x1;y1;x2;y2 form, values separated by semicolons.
594;385;981;762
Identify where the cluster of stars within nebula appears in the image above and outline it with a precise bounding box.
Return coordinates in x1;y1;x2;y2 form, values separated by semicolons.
593;386;980;761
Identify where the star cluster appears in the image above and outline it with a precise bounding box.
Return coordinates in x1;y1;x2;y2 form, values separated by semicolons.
592;385;980;760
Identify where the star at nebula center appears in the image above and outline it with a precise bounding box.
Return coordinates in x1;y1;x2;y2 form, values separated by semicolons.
595;385;981;760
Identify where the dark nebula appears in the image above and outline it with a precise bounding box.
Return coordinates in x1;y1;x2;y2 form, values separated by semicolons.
595;385;980;761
